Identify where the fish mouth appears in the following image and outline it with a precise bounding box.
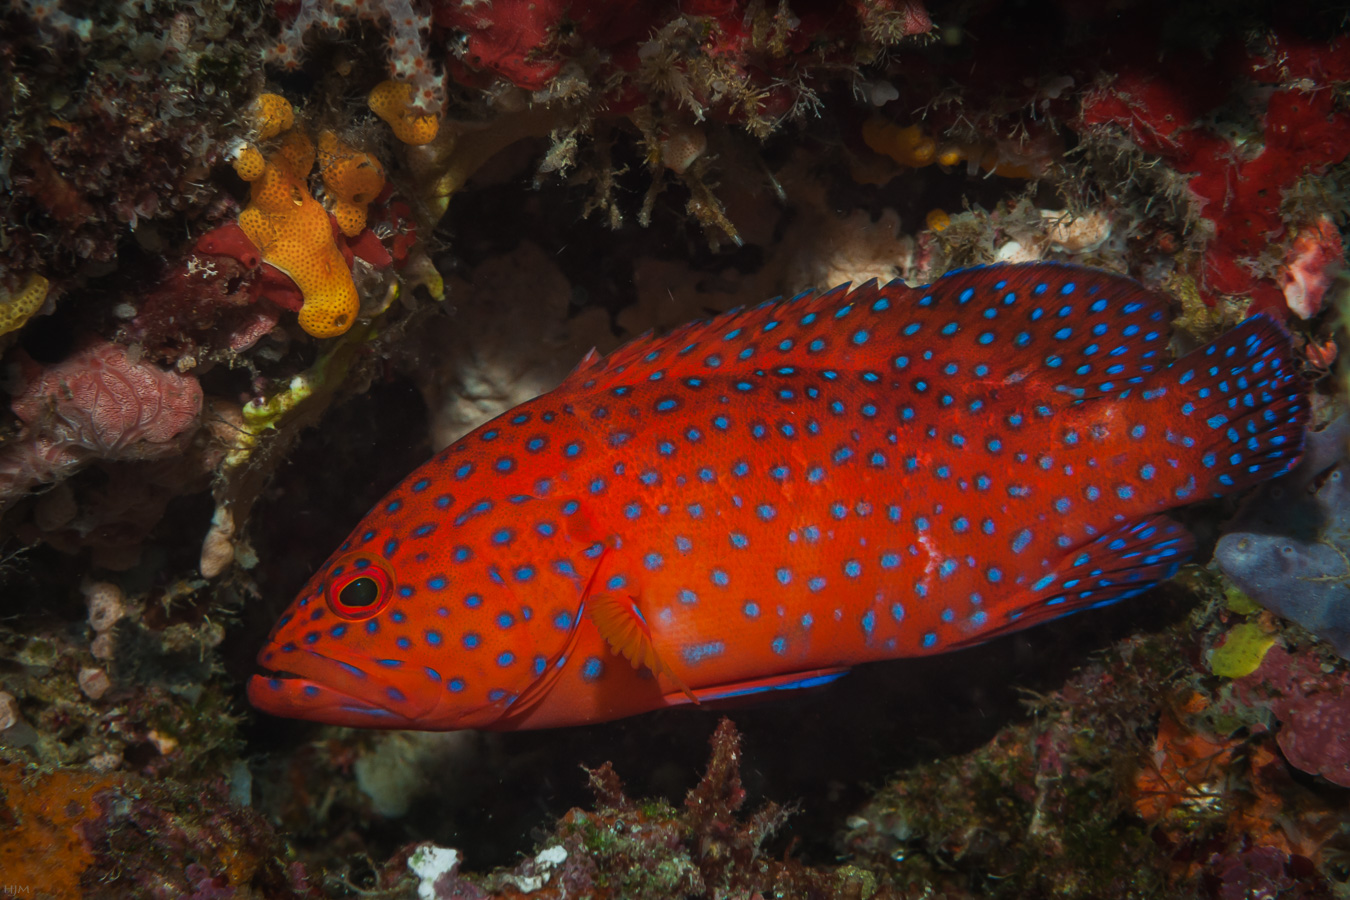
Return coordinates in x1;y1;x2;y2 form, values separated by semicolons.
248;647;432;729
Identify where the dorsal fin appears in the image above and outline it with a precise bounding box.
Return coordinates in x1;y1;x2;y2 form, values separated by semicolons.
559;263;1174;404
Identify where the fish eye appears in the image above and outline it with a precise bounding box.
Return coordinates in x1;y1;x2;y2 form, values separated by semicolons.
340;577;380;608
325;553;395;620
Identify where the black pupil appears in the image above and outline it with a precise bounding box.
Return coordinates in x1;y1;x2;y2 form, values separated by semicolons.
339;577;380;608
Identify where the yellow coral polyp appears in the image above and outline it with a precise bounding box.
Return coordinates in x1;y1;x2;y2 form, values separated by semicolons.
369;80;440;145
318;131;386;237
925;208;951;232
253;93;294;140
233;144;266;181
0;273;51;336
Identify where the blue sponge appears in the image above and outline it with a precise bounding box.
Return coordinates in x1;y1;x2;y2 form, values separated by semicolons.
1215;415;1350;658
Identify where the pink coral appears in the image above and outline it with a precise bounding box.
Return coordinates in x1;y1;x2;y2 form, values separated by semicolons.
0;341;202;506
12;341;202;453
1282;216;1345;319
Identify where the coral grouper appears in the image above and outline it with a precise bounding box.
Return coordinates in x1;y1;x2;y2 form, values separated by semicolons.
249;263;1307;730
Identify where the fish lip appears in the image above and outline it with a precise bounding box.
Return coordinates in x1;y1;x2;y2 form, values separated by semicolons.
246;672;421;728
250;646;438;724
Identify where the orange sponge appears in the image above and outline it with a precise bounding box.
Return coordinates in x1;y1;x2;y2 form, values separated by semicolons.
235;99;359;338
239;168;359;338
253;93;294;140
275;128;315;180
318;131;386;237
862;118;937;168
233;144;266;181
369;80;439;145
0;273;50;336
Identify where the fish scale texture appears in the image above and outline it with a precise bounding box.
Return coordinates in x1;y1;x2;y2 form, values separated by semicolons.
248;262;1308;730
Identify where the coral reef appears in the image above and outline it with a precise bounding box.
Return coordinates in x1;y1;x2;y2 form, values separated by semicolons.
0;0;1347;897
842;603;1350;898
0;758;314;899
387;719;885;899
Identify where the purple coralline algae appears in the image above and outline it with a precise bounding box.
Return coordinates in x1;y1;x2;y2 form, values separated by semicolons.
1231;644;1350;789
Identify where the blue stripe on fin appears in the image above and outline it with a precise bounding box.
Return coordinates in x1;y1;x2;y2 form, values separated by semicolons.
666;667;850;705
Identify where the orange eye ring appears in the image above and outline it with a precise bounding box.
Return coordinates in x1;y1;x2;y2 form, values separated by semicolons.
324;553;396;620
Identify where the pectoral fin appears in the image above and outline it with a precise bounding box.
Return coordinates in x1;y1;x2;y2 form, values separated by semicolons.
587;590;699;705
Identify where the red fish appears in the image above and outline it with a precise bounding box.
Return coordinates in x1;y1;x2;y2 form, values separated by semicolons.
248;262;1307;730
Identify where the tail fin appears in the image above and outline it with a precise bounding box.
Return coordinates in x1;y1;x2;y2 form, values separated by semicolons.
1159;314;1308;498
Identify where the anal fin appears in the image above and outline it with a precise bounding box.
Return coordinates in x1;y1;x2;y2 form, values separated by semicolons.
663;668;851;707
965;514;1196;644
